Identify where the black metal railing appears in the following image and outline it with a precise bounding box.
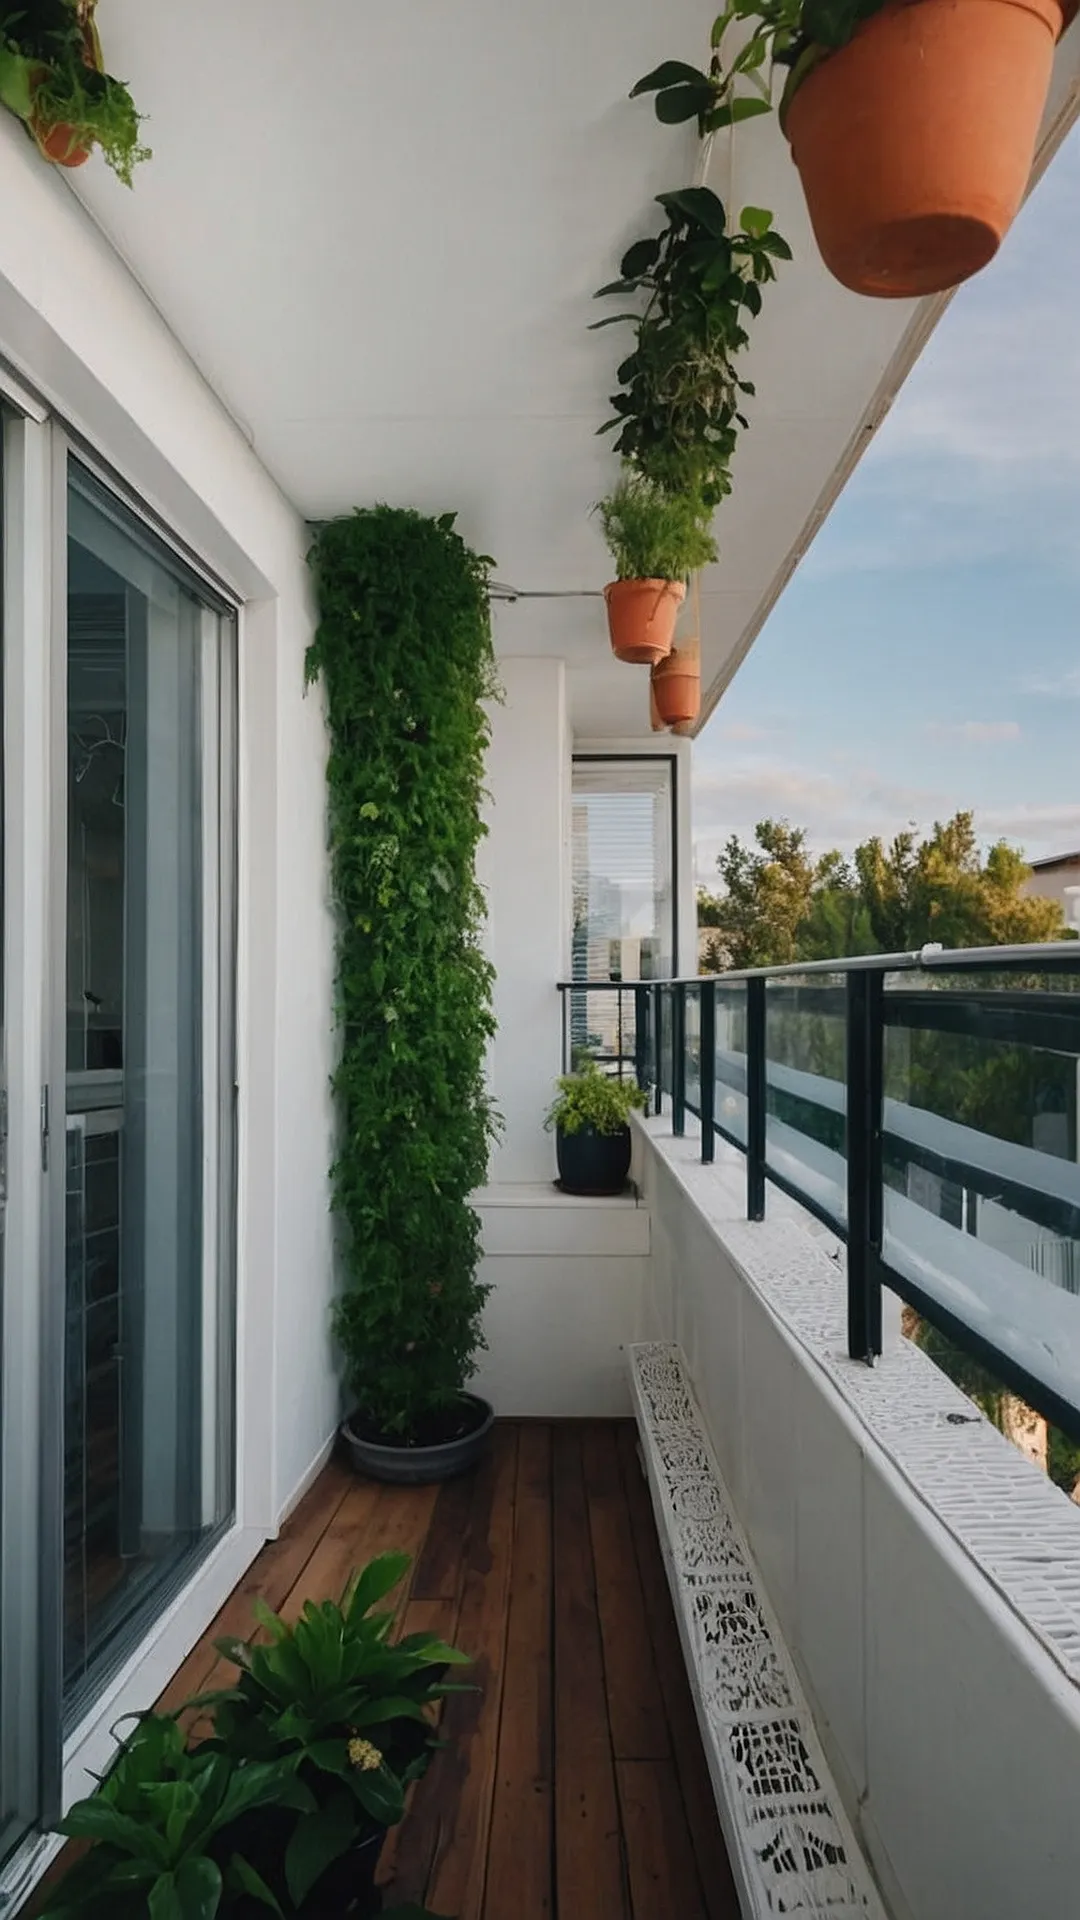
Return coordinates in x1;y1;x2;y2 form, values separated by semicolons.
557;944;1080;1442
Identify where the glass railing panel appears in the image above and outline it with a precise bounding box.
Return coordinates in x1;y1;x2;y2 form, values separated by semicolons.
764;975;847;1230
684;986;702;1114
713;982;749;1149
882;968;1080;1411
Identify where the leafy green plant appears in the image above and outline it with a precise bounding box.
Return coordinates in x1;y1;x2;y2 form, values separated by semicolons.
0;0;149;184
41;1713;301;1920
597;468;717;581
305;507;500;1441
545;1064;648;1137
631;0;891;140
593;188;790;508
195;1552;470;1912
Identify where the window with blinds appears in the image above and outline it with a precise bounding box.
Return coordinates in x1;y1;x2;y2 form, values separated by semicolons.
571;758;675;982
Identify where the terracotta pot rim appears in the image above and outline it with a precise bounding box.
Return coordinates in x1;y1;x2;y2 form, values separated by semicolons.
603;576;687;599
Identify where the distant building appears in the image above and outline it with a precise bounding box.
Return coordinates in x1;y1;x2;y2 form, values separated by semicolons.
1024;851;1080;931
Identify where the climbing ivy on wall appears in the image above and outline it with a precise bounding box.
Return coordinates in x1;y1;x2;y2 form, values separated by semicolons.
306;507;499;1439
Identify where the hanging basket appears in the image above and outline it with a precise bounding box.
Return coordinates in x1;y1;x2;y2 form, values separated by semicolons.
784;0;1068;298
651;638;700;729
604;578;684;666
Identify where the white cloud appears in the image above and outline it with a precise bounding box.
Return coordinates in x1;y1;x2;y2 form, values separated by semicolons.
1022;669;1080;699
925;720;1021;743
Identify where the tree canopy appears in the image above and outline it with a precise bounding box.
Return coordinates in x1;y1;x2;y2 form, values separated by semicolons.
698;812;1065;970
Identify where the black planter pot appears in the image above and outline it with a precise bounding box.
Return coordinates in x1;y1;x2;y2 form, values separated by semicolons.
341;1392;495;1485
556;1123;632;1196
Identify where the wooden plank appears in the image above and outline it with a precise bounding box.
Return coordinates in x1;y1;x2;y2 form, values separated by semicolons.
376;1596;461;1892
156;1460;352;1715
386;1426;518;1918
581;1424;669;1762
411;1468;477;1600
616;1760;708;1920
616;1427;740;1920
483;1424;553;1920
553;1425;630;1920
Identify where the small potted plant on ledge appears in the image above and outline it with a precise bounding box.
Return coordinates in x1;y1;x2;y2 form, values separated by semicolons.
545;1063;647;1197
0;0;149;185
597;468;717;666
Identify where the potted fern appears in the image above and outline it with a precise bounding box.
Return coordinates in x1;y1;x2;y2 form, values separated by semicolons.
0;0;149;185
597;469;717;666
545;1064;647;1196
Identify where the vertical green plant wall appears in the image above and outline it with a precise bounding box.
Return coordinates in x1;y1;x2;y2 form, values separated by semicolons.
306;507;499;1441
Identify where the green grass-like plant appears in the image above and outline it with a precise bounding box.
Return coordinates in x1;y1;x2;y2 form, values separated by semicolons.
545;1064;648;1137
0;1;149;185
305;507;499;1441
597;468;718;582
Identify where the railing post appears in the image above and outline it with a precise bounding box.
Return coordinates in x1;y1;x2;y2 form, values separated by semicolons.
846;969;884;1363
700;978;716;1164
673;984;686;1137
746;976;766;1220
560;987;568;1075
634;984;649;1103
652;984;663;1115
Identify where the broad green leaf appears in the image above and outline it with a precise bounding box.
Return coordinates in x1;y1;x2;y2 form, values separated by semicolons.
149;1874;183;1920
655;187;729;241
352;1763;406;1828
587;314;640;331
216;1759;295;1831
710;7;736;46
0;48;33;119
251;1598;289;1643
655;83;712;125
629;59;709;96
619;237;660;278
174;1857;223;1920
345;1552;412;1622
58;1799;170;1865
740;206;774;237
284;1790;358;1908
229;1854;285;1917
703;94;772;131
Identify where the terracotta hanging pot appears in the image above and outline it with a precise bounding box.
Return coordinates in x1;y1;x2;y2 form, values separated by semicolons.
649;678;668;733
651;639;700;729
784;0;1068;299
604;578;684;667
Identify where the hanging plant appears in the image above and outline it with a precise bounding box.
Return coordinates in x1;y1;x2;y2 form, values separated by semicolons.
596;468;716;665
305;508;500;1480
593;186;791;509
0;0;149;184
633;0;1071;297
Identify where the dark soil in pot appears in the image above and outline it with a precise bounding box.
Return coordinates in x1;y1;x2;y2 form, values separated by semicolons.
341;1391;494;1484
556;1122;632;1196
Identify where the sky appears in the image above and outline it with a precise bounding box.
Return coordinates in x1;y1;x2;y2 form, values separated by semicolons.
692;125;1080;889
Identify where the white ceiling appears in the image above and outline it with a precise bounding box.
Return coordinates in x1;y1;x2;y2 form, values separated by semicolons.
72;2;1080;737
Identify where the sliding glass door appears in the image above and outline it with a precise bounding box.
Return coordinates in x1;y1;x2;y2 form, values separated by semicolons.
0;420;238;1884
62;463;237;1716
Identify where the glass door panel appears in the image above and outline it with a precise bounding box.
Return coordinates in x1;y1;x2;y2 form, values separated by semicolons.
63;465;235;1716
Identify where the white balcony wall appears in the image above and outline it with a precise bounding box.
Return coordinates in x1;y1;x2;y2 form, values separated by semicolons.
637;1120;1080;1920
0;119;337;1569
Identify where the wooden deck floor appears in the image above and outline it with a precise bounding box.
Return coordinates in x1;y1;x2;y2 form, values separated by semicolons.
51;1422;740;1919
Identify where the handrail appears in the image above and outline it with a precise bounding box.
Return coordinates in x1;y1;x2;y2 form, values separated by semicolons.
555;954;1080;1442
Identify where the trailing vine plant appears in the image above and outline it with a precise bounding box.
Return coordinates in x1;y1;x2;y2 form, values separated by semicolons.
306;508;500;1442
593;187;791;510
630;0;892;140
0;0;149;184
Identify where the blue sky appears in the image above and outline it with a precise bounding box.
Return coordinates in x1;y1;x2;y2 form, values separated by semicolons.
693;125;1080;886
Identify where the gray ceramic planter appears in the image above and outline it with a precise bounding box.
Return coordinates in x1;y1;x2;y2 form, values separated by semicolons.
340;1392;495;1485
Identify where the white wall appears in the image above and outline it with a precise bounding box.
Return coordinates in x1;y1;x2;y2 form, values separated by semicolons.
637;1122;1080;1920
471;1185;651;1415
481;655;570;1181
0;114;338;1769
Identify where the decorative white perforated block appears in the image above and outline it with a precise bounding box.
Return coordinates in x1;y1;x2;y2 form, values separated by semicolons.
629;1342;888;1920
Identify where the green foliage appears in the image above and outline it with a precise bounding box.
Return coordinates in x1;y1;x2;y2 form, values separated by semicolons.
306;508;499;1440
593;189;790;508
42;1554;468;1919
701;811;1068;972
545;1064;648;1137
0;0;149;184
41;1714;296;1919
597;468;717;581
631;0;892;144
